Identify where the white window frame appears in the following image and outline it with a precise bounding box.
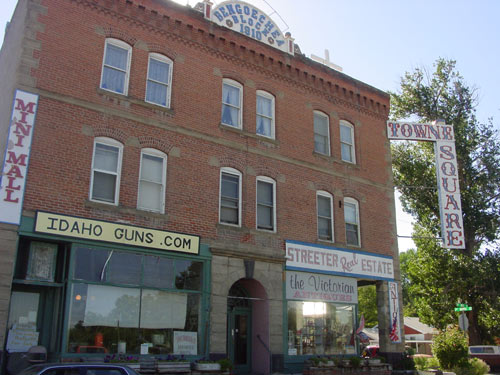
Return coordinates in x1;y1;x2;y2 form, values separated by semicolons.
256;90;275;139
137;148;167;214
313;110;331;156
145;53;173;108
100;38;132;96
344;197;361;247
340;120;356;163
316;190;334;242
89;137;123;205
221;78;243;129
219;167;242;226
256;176;276;232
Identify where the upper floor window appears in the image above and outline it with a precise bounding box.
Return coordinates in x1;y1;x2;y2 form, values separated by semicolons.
219;167;242;226
317;191;334;241
90;137;123;205
137;148;167;213
314;111;330;155
344;197;360;246
256;91;275;139
145;53;173;108
221;79;242;129
340;120;356;163
100;38;132;95
256;176;276;231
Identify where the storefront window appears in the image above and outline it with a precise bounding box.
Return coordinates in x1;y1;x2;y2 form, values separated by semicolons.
67;247;202;355
287;301;355;356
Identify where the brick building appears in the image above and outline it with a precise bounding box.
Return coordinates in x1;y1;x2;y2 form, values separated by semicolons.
0;0;404;373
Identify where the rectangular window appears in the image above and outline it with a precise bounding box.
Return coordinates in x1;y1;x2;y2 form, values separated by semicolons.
220;170;241;225
257;178;275;231
340;121;355;163
317;193;333;241
90;138;122;205
256;91;275;138
146;53;173;107
68;247;203;355
221;79;242;128
100;39;131;95
344;199;360;246
314;111;330;155
137;149;167;213
287;301;355;355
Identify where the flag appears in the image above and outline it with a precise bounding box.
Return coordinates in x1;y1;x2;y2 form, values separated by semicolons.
356;314;365;335
389;315;400;342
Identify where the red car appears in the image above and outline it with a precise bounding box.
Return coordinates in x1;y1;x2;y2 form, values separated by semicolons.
361;345;379;358
469;346;500;370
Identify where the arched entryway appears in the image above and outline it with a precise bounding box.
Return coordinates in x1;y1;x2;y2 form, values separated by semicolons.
227;278;269;375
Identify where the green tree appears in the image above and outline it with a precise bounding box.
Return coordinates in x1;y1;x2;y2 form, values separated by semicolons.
399;249;418;316
390;58;500;344
357;285;378;327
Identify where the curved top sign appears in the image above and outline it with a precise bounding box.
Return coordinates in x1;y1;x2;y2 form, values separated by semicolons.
211;1;289;53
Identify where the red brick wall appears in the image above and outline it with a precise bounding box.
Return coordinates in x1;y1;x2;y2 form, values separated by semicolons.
22;0;394;256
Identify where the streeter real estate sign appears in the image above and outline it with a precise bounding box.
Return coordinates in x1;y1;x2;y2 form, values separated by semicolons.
387;121;465;249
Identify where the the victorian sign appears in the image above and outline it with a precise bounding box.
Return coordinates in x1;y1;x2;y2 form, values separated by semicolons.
387;121;465;249
285;240;394;281
286;270;358;303
207;1;293;55
35;211;200;254
0;90;39;225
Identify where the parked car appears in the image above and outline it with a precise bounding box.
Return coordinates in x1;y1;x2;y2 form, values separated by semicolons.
469;345;500;370
16;363;140;375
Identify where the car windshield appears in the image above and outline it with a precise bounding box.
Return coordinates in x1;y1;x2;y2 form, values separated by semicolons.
17;365;46;375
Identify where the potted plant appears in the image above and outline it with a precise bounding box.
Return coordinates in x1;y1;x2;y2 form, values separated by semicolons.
217;358;233;374
349;356;362;369
194;358;221;372
157;355;190;372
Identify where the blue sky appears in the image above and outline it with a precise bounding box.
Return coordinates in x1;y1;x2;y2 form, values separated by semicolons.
2;0;499;252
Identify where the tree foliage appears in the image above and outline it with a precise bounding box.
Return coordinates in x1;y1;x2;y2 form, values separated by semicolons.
391;58;500;344
357;285;378;327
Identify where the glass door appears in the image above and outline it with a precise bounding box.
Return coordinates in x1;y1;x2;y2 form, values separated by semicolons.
228;307;251;374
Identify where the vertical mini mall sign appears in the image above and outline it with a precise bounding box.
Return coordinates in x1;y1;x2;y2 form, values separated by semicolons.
0;90;39;225
387;121;465;249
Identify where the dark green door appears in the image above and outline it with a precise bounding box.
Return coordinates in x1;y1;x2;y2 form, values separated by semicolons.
228;307;251;374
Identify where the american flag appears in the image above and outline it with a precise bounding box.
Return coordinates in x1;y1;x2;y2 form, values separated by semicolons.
389;314;400;342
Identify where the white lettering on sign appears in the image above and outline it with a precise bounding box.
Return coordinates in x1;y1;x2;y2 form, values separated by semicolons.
285;241;394;280
211;1;287;53
387;120;465;249
0;90;39;225
286;271;358;303
173;331;197;355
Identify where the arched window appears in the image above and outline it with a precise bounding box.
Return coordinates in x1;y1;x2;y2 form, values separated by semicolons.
340;120;356;163
313;111;330;155
137;148;167;213
90;137;123;205
256;176;276;232
145;53;173;107
100;38;132;95
256;90;275;139
219;167;242;226
221;79;243;129
344;197;360;246
317;190;334;241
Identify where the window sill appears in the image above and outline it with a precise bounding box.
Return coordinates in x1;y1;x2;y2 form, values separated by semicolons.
84;200;169;221
216;222;248;232
96;88;175;117
219;123;280;146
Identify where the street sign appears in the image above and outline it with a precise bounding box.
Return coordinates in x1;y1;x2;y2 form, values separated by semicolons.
454;303;472;312
459;313;469;331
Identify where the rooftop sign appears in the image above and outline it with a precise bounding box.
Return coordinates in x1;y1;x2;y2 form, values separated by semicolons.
206;1;293;55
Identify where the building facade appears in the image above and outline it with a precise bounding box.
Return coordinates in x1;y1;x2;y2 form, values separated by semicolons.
0;0;403;373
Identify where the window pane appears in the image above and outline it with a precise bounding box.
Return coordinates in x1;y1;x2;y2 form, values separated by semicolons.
257;95;272;117
94;143;119;172
146;81;167;106
317;196;331;218
257;181;273;205
257;205;272;229
256;116;271;137
314;114;328;136
287;301;355;356
140;290;187;329
318;217;332;240
175;260;202;290
102;67;125;93
340;124;352;144
341;143;353;162
105;44;128;70
143;255;173;289
148;58;169;84
221;206;238;224
105;252;142;285
223;83;240;106
92;171;116;202
138;180;162;212
141;154;163;183
222;104;239;127
221;173;239;199
74;247;111;282
346;224;359;246
314;134;328;154
344;202;357;224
